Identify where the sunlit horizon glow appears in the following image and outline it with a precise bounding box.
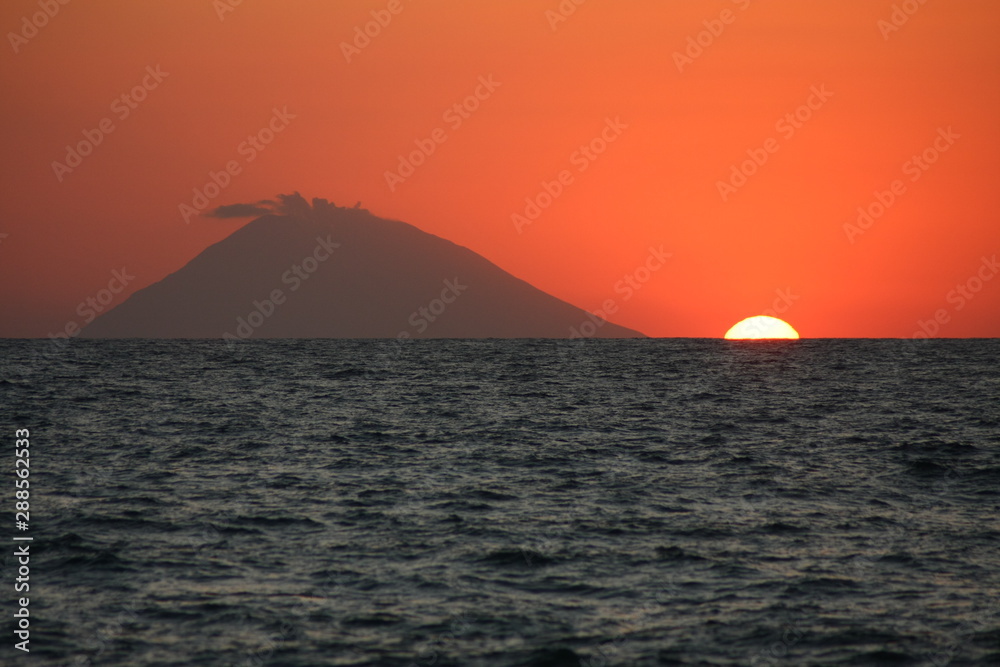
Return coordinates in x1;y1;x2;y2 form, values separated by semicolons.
0;2;998;338
724;316;800;340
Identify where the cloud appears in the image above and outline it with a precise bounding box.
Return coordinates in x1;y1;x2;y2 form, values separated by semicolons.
205;203;273;219
273;192;312;217
205;192;363;221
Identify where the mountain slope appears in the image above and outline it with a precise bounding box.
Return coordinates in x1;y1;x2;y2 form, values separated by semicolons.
82;204;645;339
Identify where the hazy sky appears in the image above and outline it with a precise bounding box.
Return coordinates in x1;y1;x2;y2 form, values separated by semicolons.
2;0;998;338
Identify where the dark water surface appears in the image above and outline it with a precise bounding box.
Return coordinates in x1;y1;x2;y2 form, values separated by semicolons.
2;339;999;666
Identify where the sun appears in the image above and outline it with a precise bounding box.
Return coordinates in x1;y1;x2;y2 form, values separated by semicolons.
724;315;800;340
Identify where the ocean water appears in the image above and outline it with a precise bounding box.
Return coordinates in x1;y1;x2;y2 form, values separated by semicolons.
1;338;999;666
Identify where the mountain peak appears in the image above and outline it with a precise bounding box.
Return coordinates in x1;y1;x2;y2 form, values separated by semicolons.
83;195;646;339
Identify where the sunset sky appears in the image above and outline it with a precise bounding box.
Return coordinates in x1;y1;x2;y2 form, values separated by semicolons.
2;0;998;338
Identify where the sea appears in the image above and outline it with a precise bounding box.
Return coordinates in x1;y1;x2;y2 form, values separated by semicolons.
1;338;998;666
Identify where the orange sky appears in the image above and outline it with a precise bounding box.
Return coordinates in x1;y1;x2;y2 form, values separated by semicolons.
2;0;998;338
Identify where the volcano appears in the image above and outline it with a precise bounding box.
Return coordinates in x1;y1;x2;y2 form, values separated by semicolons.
82;194;645;339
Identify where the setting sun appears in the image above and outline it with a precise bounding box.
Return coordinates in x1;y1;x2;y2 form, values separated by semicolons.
724;316;800;340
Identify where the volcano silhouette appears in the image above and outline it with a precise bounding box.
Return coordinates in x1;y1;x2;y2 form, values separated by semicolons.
82;195;645;339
